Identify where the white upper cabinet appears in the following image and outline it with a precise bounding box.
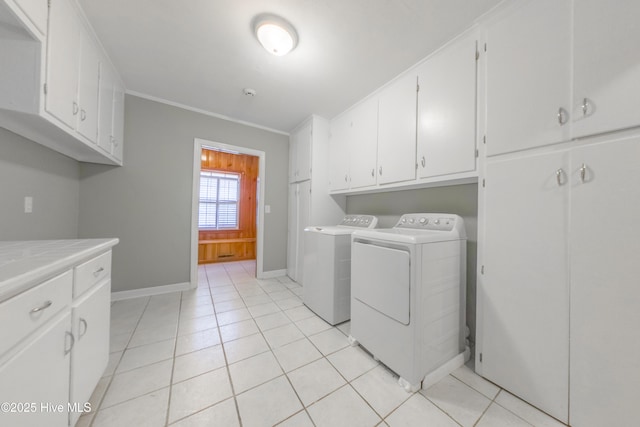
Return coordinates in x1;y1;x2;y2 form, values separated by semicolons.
485;0;572;156
0;0;124;165
111;78;125;161
45;0;81;130
47;0;100;143
572;0;640;138
13;0;47;35
328;112;351;191
97;60;115;154
377;72;417;185
417;31;477;179
348;97;378;189
98;61;125;161
289;121;312;183
76;28;100;143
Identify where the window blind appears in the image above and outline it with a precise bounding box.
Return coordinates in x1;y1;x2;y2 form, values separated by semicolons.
199;171;240;229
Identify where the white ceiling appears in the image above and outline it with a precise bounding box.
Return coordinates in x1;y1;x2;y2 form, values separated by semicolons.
78;0;502;133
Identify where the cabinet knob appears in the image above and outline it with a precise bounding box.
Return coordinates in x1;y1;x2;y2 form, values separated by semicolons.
580;163;588;182
65;331;75;355
79;318;88;338
557;107;568;125
582;98;590;116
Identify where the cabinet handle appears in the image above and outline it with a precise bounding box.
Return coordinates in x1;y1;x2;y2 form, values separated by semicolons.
72;102;79;115
79;318;88;338
557;107;568;125
421;156;426;168
344;174;348;182
93;267;104;277
378;166;382;176
80;109;86;121
556;169;565;186
371;168;375;177
582;98;590;116
580;163;587;182
30;300;52;313
65;331;75;355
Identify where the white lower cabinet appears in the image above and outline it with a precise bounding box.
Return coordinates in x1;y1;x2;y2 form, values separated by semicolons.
0;311;72;427
479;133;640;425
287;180;311;283
70;279;110;426
569;136;640;426
0;247;114;427
481;149;570;422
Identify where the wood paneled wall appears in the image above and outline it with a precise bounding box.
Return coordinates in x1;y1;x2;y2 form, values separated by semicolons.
198;149;258;264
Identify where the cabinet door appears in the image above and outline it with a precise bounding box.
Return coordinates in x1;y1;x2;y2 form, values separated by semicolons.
296;122;312;182
97;61;115;154
45;0;81;129
328;114;351;191
111;78;125;161
570;136;640;427
286;184;298;279
349;97;378;189
485;0;571;156
0;311;71;427
76;29;100;143
572;1;640;138
481;150;570;422
288;132;298;183
417;32;477;178
377;72;417;185
70;280;110;426
296;180;311;285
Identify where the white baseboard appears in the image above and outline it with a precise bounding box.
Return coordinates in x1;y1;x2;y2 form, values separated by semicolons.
111;282;192;301
422;351;466;390
257;269;287;279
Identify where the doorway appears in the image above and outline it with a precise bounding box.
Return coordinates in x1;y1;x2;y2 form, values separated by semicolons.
191;138;266;287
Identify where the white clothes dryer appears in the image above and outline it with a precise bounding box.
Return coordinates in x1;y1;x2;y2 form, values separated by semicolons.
303;215;378;325
349;213;467;392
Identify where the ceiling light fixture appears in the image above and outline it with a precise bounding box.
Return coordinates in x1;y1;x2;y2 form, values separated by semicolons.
253;14;298;56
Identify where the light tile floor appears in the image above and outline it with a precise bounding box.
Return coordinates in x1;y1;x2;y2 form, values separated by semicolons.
78;260;566;427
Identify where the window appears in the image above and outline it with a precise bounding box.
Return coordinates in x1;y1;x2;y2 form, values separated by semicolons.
199;171;240;229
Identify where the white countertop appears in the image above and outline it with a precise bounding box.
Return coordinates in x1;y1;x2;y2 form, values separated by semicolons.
0;239;119;303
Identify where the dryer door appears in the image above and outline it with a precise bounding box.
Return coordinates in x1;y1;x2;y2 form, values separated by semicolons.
352;241;411;325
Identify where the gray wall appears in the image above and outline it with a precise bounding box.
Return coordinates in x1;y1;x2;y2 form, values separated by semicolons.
346;183;479;345
79;95;289;293
0;128;79;240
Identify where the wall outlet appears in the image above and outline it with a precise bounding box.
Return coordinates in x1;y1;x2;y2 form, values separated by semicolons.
265;205;271;214
24;196;33;213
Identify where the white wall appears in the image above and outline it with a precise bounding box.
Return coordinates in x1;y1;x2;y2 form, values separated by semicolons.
0;128;79;240
79;95;290;293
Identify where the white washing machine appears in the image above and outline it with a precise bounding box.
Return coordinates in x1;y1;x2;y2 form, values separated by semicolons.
303;215;378;325
349;213;467;392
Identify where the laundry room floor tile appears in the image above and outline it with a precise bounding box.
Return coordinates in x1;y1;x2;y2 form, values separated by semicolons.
93;261;562;427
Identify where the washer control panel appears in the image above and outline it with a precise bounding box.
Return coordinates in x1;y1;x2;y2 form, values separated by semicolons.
339;215;378;228
395;213;458;231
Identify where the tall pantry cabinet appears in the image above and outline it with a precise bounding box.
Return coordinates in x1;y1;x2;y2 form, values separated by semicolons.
287;116;346;284
476;0;640;425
